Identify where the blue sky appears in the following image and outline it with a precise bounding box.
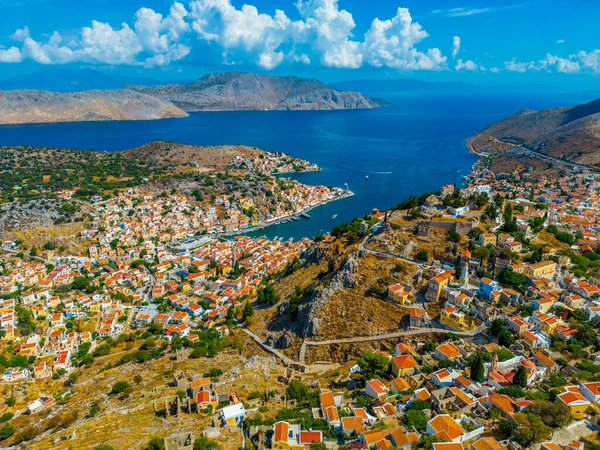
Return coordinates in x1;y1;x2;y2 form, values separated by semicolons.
1;0;599;87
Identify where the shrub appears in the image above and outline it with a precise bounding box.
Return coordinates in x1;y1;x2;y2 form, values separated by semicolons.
0;423;15;440
110;381;130;395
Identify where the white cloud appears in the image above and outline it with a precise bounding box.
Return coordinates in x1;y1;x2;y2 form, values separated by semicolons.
0;0;447;71
556;39;565;44
431;3;530;17
1;2;191;67
188;0;447;70
455;59;482;71
451;36;460;58
504;59;538;72
0;46;23;63
505;49;600;74
362;8;446;70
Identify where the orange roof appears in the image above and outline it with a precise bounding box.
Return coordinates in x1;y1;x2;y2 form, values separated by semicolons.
390;427;419;447
367;379;388;395
320;391;336;412
436;342;461;359
392;378;411;391
326;406;340;422
393;355;419;370
432;444;465;450
449;387;475;406
471;438;504;450
362;430;385;445
396;343;417;355
541;443;563;450
273;421;289;444
353;408;368;421
558;390;589;406
414;388;431;401
489;394;515;414
342;416;364;431
428;415;465;441
299;431;322;445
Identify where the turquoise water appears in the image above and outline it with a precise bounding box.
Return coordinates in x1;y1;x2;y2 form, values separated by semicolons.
0;90;596;240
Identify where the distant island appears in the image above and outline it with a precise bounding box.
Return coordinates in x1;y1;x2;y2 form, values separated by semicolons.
126;71;384;112
0;72;384;125
468;97;600;171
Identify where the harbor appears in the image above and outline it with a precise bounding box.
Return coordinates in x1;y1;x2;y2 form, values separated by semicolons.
223;189;355;239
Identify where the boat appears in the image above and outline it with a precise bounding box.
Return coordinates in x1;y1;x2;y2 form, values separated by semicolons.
332;214;338;219
300;213;311;219
365;175;369;180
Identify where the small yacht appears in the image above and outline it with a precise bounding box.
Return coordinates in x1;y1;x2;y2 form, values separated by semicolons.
332;214;338;219
365;175;369;180
300;213;311;219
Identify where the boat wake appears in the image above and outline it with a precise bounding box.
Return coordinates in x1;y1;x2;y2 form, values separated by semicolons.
335;164;392;175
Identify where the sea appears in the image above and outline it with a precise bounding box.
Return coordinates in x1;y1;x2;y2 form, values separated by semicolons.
0;90;597;241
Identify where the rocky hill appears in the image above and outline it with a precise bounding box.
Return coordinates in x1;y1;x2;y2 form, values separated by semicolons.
127;71;384;112
470;98;600;165
0;89;187;125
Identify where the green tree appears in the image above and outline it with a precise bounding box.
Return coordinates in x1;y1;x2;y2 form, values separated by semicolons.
498;330;515;347
513;366;528;388
110;381;130;395
416;250;429;261
357;351;390;379
0;423;15;441
286;380;309;402
528;401;570;428
72;276;90;291
310;442;327;450
448;230;461;243
490;319;506;336
145;438;165;450
242;302;254;321
404;409;427;431
504;202;513;223
193;436;218;450
470;354;485;382
257;285;280;305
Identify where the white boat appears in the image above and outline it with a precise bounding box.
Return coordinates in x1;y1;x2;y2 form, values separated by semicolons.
365;175;369;180
332;214;338;219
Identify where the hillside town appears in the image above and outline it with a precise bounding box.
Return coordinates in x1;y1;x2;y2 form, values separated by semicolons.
3;145;600;450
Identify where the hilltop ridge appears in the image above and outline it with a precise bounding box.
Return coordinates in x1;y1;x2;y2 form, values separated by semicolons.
469;98;600;166
127;71;384;112
0;89;187;125
0;72;383;125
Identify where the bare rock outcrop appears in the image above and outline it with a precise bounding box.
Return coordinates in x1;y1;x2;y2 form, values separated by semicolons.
297;254;359;337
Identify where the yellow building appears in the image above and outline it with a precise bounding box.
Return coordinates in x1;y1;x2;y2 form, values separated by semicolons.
538;315;559;334
440;307;476;332
557;387;592;419
425;270;455;302
477;233;497;246
391;355;419;377
388;283;411;304
525;260;557;279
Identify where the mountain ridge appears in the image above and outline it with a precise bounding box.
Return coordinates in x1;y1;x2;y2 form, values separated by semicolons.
127;71;384;112
470;98;600;166
0;72;384;125
0;89;187;125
